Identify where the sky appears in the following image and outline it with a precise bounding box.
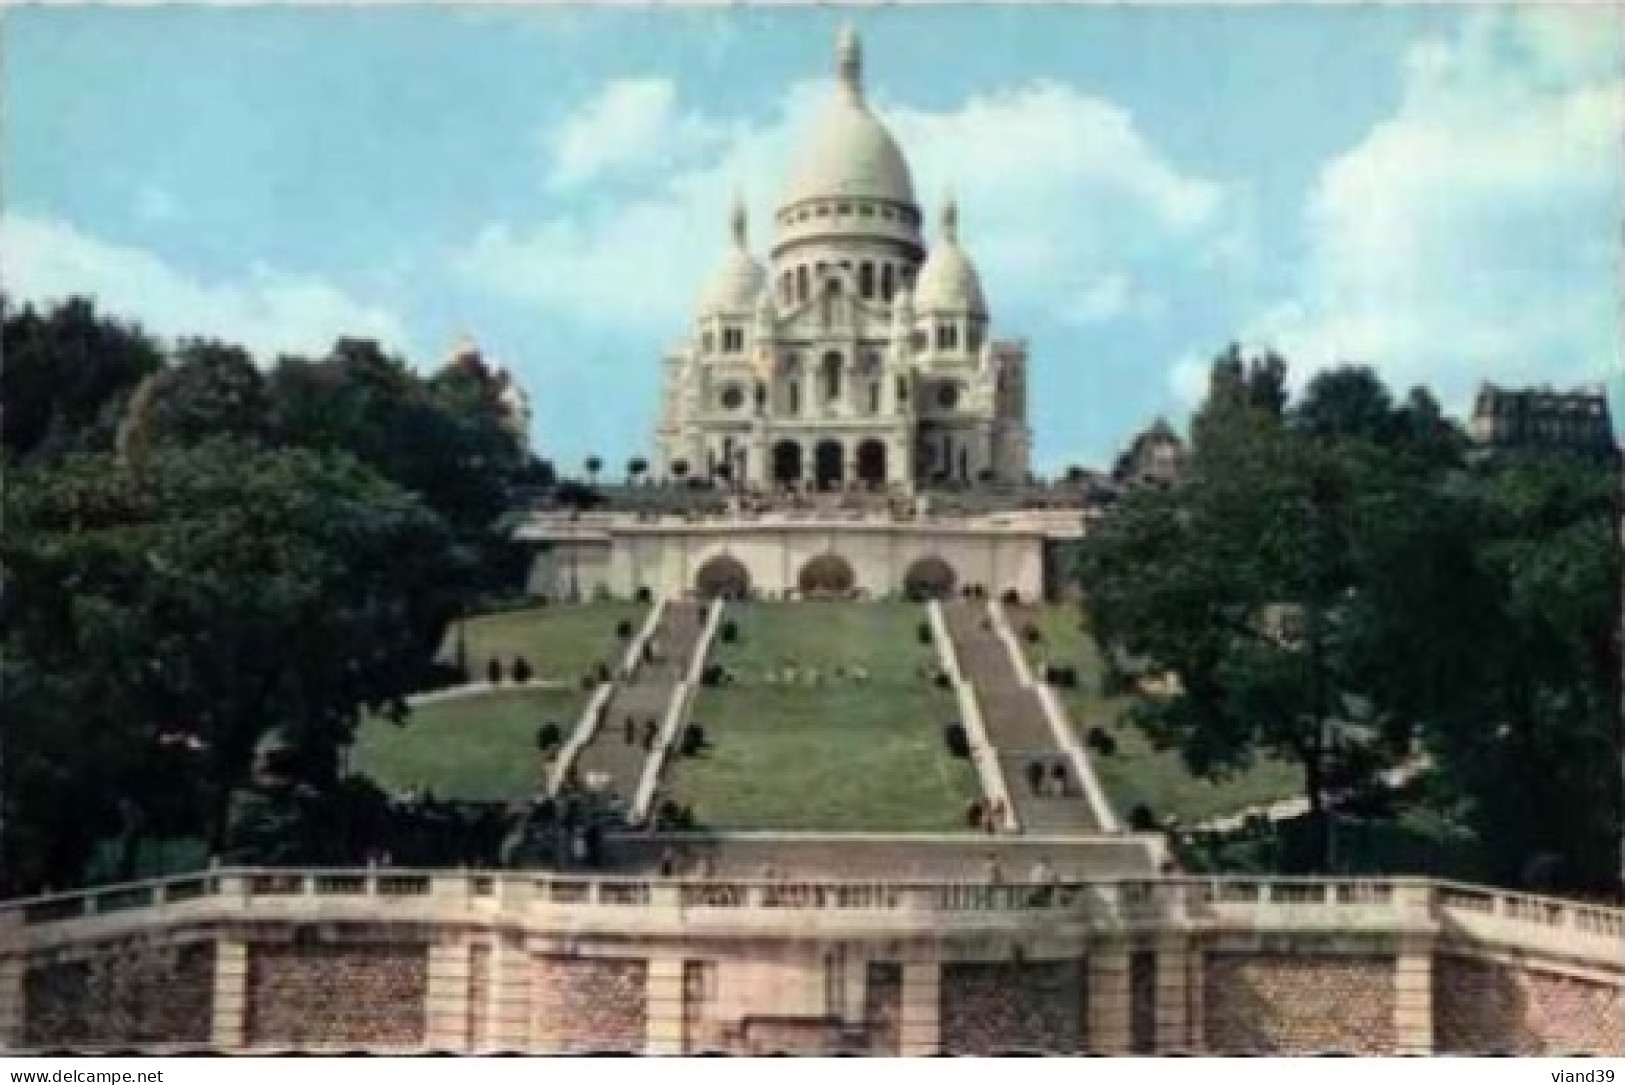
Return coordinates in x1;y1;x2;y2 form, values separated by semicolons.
5;3;1623;473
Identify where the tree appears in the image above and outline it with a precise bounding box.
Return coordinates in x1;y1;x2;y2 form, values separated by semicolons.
3;439;464;889
671;459;690;483
627;457;649;485
584;456;602;484
2;296;162;462
1081;353;1443;870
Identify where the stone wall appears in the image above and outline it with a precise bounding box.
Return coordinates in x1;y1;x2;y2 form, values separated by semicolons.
245;943;426;1048
533;955;647;1053
940;961;1084;1055
23;940;213;1049
1203;953;1395;1054
1434;954;1625;1055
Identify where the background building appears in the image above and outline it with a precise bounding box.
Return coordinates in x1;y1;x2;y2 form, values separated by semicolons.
655;28;1031;493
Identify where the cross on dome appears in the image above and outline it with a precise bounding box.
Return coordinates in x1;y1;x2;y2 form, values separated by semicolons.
730;192;748;248
836;23;863;100
941;194;960;244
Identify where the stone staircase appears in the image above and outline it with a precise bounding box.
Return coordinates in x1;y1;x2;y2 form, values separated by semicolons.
571;601;708;810
941;602;1098;834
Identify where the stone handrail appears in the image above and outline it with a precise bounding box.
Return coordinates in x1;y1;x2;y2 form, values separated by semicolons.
927;601;1019;833
19;870;1619;958
987;601;1119;833
547;681;617;796
631;599;725;822
620;598;668;681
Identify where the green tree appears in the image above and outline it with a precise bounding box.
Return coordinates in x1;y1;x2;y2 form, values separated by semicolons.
3;440;466;889
2;296;162;462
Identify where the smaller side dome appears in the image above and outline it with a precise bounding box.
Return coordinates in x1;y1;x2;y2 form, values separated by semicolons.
698;195;767;315
913;197;987;317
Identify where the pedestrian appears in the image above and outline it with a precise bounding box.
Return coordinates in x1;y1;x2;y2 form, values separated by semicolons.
624;716;636;745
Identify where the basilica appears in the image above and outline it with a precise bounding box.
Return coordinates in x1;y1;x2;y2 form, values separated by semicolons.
654;28;1031;493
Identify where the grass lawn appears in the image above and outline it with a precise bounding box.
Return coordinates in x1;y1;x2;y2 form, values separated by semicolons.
669;685;977;831
441;601;646;682
1016;605;1304;825
667;601;976;830
711;601;937;677
352;688;586;801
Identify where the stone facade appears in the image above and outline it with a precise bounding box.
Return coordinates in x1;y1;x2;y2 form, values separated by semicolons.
533;956;647;1053
863;961;902;1056
1433;954;1625;1055
1202;953;1396;1054
245;943;427;1048
940;961;1084;1055
23;940;213;1048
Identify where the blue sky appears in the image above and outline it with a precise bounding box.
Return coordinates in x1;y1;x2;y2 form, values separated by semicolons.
6;4;1622;472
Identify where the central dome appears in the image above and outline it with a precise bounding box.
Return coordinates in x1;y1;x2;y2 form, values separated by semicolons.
780;28;917;210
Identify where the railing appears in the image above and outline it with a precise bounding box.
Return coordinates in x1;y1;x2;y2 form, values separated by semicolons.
5;870;1620;975
928;601;1019;833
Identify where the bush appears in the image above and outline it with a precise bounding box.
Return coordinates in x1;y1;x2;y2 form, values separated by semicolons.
1100;668;1131;698
942;723;970;759
511;656;533;684
1129;803;1159;832
535;722;563;751
486;659;503;685
581;674;597;691
1021;623;1041;644
701;663;724;687
680;723;708;757
615;619;634;640
966;801;985;830
933;671;952;690
720;620;738;644
917;622;932;645
634;586;653;604
1086;726;1117;757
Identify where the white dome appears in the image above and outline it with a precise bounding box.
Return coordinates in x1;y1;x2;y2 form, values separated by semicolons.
698;198;767;314
914;200;987;315
781;28;917;209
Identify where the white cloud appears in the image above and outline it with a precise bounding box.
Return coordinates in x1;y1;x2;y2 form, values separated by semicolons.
546;78;729;190
3;214;411;359
1241;8;1624;408
1068;271;1162;326
457;74;1230;336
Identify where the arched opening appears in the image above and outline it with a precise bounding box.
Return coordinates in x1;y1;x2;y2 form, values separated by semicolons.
814;439;844;491
903;556;958;601
855;439;887;488
771;440;803;486
796;266;809;304
881;264;895;302
798;553;856;597
821;352;842;403
859;262;875;299
695;554;751;600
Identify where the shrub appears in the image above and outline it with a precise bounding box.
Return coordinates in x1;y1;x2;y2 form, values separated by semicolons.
1056;666;1079;689
580;673;597;691
511;656;533;684
1086;726;1117;757
486;659;503;685
615;619;634;640
1021;623;1041;643
942;723;970;759
701;663;724;687
916;622;932;645
535;722;562;751
933;671;951;690
1128;803;1159;832
634;586;653;604
966;801;985;830
680;723;708;757
720;620;738;644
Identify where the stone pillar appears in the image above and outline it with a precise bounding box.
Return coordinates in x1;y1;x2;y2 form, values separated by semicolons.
211;938;248;1050
425;940;472;1050
1154;936;1193;1053
0;954;26;1050
1393;937;1434;1055
645;956;685;1055
898;960;940;1056
486;937;530;1051
1086;947;1131;1054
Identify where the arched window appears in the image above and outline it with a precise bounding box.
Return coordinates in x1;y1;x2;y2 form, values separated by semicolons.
859;262;875;299
881;264;894;302
796;266;809;304
822;352;842;402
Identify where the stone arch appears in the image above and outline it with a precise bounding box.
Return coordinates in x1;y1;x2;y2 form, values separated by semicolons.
814;439;844;491
695;554;751;600
855;438;887;488
772;440;803;486
903;555;958;601
798;553;856;597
